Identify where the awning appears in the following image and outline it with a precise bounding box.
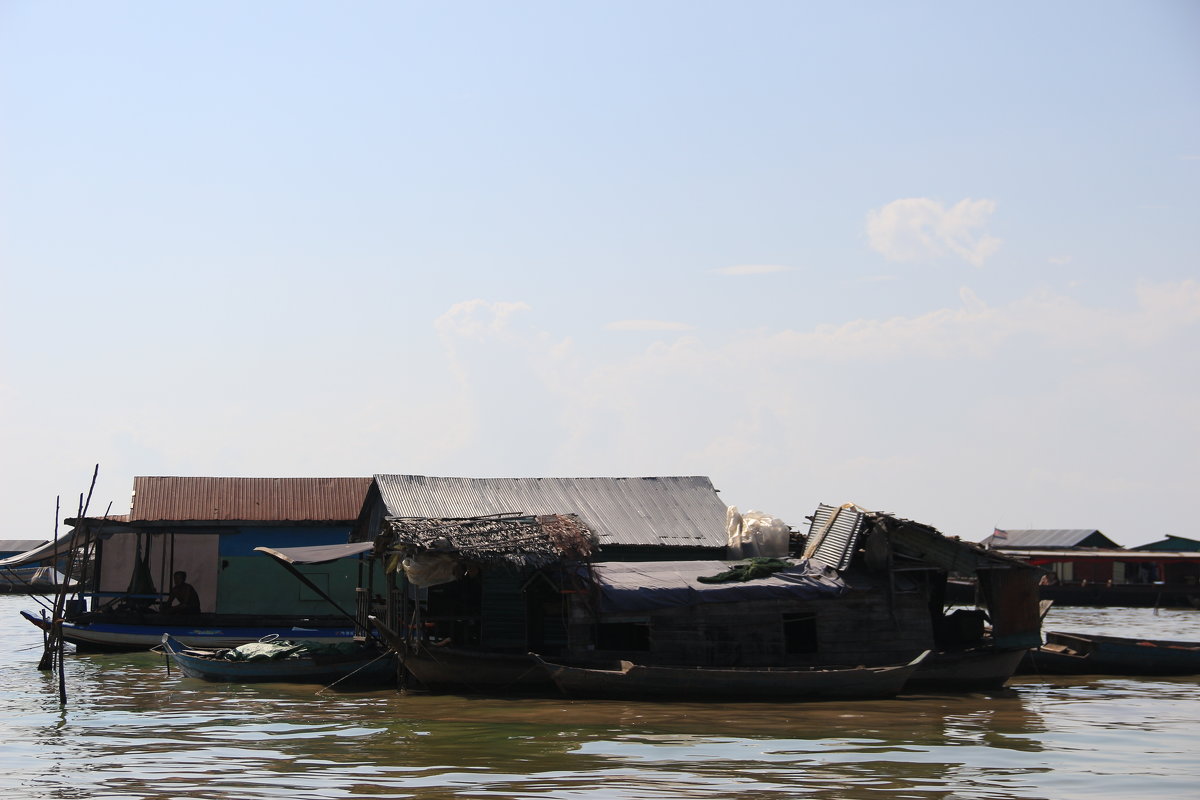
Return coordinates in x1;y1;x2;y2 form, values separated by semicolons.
253;541;374;565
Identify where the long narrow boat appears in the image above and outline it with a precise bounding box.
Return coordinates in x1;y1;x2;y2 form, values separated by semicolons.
532;651;930;701
158;634;396;685
1018;631;1200;676
22;609;356;652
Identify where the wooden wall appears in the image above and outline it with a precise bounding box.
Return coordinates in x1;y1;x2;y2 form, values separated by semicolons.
571;587;935;668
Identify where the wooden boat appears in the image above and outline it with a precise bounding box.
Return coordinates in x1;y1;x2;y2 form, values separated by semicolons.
907;646;1029;691
158;634;396;685
531;650;930;701
22;609;357;652
367;615;551;692
1018;631;1200;676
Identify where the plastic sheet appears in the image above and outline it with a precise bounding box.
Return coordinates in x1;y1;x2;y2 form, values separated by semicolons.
725;506;790;558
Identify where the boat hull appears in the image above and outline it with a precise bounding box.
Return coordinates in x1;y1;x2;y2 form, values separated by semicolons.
367;614;552;692
907;647;1028;690
401;646;551;691
22;610;356;652
534;652;929;702
160;635;396;685
1018;631;1200;676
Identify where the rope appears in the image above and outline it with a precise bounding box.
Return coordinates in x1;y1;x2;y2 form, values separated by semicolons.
315;650;394;695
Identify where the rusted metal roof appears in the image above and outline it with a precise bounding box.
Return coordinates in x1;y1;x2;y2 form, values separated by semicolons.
129;477;373;523
372;475;729;548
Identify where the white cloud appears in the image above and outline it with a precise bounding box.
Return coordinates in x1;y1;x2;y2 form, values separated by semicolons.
606;320;695;331
712;264;796;276
867;198;1001;267
434;299;532;341
734;279;1200;362
1048;255;1072;265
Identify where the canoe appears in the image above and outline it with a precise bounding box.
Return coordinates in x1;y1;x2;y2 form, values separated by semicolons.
1018;631;1200;676
532;650;930;701
158;634;396;685
22;609;357;652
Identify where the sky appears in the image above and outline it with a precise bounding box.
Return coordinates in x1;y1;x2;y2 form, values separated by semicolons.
1;1;1197;547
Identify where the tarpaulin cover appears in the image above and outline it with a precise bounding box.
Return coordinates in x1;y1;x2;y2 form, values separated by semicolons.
0;532;81;568
254;541;374;565
588;559;846;613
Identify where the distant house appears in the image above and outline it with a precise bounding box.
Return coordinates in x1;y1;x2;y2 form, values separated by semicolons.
68;476;372;616
982;529;1120;550
1132;535;1200;552
981;528;1200;606
0;540;48;559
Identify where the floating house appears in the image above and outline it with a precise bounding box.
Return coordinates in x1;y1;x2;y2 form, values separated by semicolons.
556;504;1041;690
20;476;374;650
345;474;731;657
87;476;374;615
286;477;1042;693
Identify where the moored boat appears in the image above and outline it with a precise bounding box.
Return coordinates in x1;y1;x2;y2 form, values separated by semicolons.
907;646;1029;691
368;614;551;692
1018;630;1200;676
158;633;396;685
532;650;930;701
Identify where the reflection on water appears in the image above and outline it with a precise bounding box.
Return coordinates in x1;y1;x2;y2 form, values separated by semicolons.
3;597;1198;799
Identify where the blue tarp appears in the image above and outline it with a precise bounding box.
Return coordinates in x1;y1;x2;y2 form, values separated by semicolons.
588;559;846;613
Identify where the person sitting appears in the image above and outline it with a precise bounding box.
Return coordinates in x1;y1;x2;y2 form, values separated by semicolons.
162;571;201;615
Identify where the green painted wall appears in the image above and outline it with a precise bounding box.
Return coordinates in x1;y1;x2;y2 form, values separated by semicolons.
215;556;370;616
214;527;384;616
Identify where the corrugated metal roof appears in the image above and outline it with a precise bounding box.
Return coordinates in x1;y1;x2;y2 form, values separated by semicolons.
982;529;1119;549
1001;548;1200;560
372;475;729;548
130;477;373;522
1131;535;1200;552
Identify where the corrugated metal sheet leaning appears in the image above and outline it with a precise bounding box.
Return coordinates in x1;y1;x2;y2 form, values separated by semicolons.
805;503;1038;577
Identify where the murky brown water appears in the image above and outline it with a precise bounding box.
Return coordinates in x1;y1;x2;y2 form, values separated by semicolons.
4;596;1198;799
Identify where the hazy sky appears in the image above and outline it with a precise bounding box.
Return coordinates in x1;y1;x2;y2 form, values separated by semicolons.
2;1;1197;547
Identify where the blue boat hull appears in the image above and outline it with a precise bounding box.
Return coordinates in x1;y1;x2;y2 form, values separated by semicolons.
160;635;396;685
22;610;356;652
1019;630;1200;675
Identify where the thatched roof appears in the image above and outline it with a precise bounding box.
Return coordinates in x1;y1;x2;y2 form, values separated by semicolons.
381;513;597;568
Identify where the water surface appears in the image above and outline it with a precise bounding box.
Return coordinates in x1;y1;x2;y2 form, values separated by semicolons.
4;596;1198;799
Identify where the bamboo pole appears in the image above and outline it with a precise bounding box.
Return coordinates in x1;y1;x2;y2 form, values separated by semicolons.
39;465;101;708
